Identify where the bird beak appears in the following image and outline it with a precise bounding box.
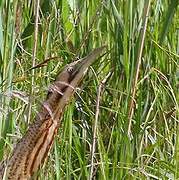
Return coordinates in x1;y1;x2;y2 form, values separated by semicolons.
72;46;106;78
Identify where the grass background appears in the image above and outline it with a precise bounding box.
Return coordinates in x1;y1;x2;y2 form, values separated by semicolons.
0;0;179;179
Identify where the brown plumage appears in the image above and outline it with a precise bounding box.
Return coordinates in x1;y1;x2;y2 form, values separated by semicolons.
0;47;106;179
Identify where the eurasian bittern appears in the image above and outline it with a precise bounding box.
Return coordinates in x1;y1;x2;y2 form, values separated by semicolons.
0;46;105;179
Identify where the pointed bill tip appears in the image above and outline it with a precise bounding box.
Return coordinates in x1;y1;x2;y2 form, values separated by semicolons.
81;45;107;67
72;46;107;77
89;45;107;57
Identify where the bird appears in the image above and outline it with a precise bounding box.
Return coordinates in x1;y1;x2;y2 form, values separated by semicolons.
0;46;106;179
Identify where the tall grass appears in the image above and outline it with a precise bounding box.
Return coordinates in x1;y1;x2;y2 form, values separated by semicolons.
0;0;178;179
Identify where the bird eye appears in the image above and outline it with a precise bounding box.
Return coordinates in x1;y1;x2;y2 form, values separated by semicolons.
67;66;74;73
